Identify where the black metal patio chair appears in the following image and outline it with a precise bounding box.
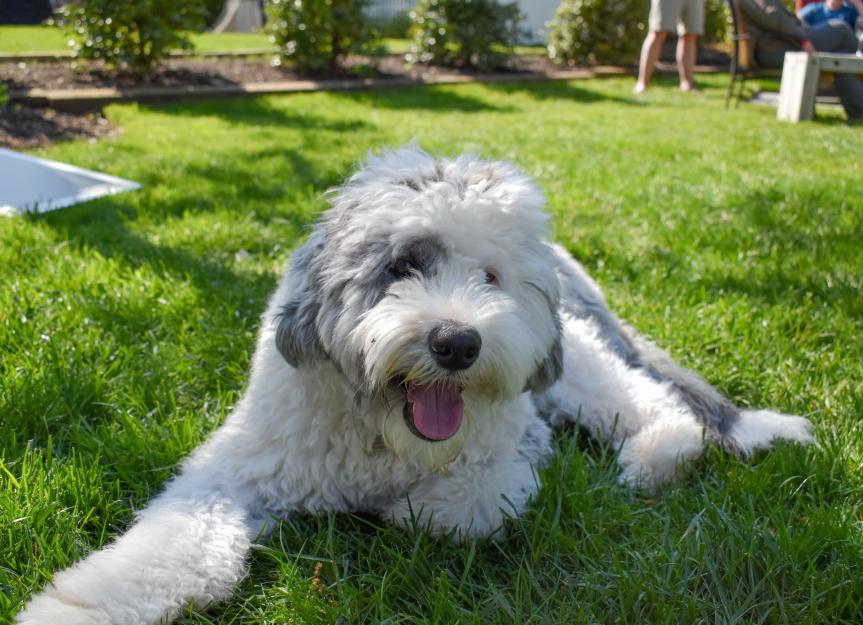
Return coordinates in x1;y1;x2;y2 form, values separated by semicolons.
725;0;760;107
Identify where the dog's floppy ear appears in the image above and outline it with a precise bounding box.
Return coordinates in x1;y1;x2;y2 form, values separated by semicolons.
275;229;329;367
524;316;563;394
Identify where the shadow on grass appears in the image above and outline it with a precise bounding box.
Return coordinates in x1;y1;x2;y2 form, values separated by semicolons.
127;98;382;198
150;97;374;132
25;144;328;364
9;195;292;446
334;84;519;112
704;271;862;318
809;112;856;127
692;186;862;316
176;145;346;198
35;194;303;300
485;80;646;106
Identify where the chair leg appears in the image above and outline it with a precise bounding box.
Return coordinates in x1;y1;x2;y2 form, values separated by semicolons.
725;65;736;109
735;74;747;108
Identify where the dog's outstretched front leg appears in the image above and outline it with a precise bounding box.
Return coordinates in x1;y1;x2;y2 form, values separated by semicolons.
16;467;260;625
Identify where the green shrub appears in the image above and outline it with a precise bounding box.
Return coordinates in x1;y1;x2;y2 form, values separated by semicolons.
0;82;8;108
368;11;412;39
265;0;373;74
704;0;732;46
407;0;525;70
547;0;731;66
202;0;228;28
547;0;645;66
59;0;208;76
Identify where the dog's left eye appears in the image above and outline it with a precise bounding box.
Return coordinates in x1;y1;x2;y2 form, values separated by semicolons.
484;271;499;286
389;258;416;279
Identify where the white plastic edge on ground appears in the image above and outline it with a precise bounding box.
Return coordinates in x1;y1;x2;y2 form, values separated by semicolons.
0;148;141;217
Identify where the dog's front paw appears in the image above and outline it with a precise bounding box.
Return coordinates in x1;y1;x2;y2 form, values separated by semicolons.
616;415;706;490
385;459;541;540
16;589;112;625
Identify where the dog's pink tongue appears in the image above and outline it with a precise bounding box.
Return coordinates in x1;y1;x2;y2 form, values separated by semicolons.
407;383;464;441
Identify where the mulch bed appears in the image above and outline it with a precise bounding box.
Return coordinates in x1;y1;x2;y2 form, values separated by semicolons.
0;54;558;91
0;104;116;149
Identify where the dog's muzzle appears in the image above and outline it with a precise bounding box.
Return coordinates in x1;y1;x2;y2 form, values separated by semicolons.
399;322;481;442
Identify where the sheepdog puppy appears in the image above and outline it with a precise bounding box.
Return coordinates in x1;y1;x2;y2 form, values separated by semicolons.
17;146;814;625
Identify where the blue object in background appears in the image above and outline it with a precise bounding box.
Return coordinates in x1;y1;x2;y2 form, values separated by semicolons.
800;1;860;29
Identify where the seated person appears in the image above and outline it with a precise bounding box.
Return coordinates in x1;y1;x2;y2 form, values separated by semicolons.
799;0;862;29
739;0;863;120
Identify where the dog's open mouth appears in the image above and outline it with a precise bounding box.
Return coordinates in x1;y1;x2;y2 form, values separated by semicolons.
403;381;464;442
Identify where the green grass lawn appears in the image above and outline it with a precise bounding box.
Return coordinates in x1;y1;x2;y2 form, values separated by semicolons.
0;25;275;54
0;26;419;56
2;76;863;624
190;31;273;53
0;25;72;53
382;38;546;56
0;25;527;59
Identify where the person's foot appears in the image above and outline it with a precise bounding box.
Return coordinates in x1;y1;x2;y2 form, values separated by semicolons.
680;81;700;93
633;82;647;95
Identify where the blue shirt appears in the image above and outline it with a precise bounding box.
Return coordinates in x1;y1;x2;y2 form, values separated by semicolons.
800;1;859;29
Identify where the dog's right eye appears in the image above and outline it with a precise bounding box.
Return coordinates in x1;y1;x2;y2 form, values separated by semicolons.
389;258;416;279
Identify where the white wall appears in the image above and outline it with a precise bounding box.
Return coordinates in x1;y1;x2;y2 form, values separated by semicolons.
365;0;560;44
367;0;415;20
518;0;560;43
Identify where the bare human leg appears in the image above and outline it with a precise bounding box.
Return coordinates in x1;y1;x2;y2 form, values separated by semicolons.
677;33;698;91
635;30;669;93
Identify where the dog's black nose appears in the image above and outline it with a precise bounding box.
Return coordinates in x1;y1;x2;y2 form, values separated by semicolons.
428;322;481;371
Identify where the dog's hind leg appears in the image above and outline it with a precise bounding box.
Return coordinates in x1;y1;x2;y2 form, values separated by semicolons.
536;313;710;488
545;245;814;487
622;328;815;449
542;314;814;489
16;463;262;625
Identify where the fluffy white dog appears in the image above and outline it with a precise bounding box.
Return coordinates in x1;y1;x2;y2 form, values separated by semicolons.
17;146;814;625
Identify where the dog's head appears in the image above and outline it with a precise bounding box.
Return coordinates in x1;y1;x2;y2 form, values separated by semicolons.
275;145;562;467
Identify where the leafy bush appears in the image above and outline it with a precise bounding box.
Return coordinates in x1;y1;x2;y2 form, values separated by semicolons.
547;0;730;66
265;0;373;74
704;0;731;46
202;0;228;28
59;0;208;76
0;82;8;108
368;11;412;39
547;0;645;66
407;0;525;70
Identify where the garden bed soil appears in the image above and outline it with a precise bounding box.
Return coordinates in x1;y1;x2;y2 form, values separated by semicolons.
0;104;115;149
0;54;560;92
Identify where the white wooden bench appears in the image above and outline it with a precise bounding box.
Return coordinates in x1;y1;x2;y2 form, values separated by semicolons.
777;52;863;122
